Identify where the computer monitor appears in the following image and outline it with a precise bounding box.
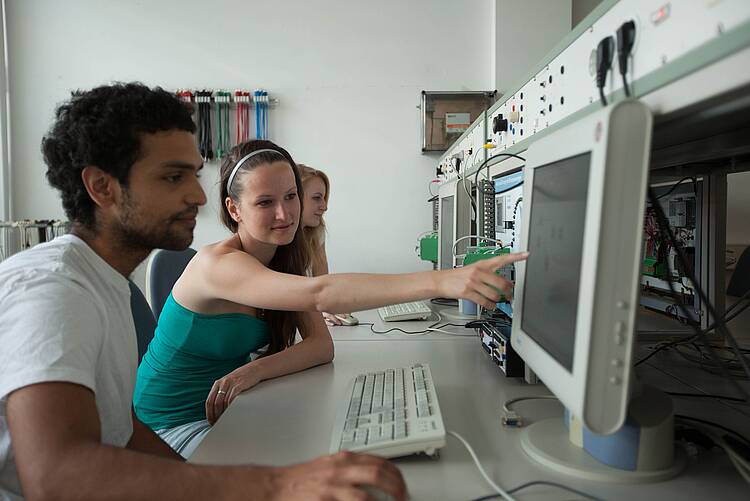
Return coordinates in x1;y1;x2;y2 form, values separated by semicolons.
510;101;682;481
513;100;653;433
437;178;472;270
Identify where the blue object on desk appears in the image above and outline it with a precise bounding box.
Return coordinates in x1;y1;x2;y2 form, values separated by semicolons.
459;298;478;315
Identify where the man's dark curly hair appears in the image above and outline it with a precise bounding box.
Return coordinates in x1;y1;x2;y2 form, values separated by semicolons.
42;82;196;229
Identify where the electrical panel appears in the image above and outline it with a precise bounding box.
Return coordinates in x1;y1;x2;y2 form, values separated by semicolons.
436;113;487;179
482;0;750;167
421;91;495;152
640;180;702;322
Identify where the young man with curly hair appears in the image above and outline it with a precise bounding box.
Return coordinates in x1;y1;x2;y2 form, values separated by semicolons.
0;83;407;500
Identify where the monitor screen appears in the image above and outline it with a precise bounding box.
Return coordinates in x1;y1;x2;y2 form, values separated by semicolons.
440;195;455;270
520;152;591;372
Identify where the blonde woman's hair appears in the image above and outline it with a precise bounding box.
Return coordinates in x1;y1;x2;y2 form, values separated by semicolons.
298;164;330;275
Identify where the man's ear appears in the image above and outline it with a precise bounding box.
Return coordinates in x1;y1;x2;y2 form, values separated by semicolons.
81;166;121;210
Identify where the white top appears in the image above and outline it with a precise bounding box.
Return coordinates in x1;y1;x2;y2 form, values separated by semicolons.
0;235;137;500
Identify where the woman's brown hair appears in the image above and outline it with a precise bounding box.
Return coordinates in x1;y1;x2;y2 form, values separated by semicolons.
219;140;312;355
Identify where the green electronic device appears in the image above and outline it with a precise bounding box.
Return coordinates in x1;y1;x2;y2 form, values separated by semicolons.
463;245;514;301
419;233;438;263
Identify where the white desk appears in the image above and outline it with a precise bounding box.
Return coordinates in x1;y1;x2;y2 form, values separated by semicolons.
191;310;750;500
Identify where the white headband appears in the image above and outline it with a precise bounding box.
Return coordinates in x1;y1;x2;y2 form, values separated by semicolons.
226;148;280;193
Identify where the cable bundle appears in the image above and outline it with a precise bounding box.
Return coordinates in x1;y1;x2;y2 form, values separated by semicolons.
214;91;231;158
176;88;274;156
235;90;252;146
196;90;213;161
176;89;194;104
254;89;268;139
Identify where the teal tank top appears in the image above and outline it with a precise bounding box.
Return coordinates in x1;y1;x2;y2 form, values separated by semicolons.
134;293;270;430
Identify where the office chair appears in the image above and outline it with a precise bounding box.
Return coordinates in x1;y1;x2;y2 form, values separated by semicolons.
145;248;197;319
129;281;157;364
727;246;749;297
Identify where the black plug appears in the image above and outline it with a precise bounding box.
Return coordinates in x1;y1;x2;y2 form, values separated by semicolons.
617;21;637;97
492;114;508;134
596;36;615;106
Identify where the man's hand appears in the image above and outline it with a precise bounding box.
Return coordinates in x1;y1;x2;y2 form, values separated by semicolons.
270;451;408;501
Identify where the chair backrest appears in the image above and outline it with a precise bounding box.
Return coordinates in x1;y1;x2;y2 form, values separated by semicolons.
145;248;197;319
727;246;750;297
129;281;157;364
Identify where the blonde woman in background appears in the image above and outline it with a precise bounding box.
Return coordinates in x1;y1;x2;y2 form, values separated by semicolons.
298;164;358;326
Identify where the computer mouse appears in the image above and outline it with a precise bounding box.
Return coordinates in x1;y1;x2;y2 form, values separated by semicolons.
359;485;396;501
336;314;359;326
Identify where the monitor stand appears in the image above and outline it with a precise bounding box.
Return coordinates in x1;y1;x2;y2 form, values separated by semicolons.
439;303;478;321
519;385;686;483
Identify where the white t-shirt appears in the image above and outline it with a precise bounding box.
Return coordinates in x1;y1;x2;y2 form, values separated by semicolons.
0;235;137;500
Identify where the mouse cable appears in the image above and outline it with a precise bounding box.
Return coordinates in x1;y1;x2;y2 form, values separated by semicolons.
450;431;602;501
467;480;603;501
446;430;516;501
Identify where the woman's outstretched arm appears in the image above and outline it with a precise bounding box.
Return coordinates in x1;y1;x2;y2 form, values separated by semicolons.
199;249;527;314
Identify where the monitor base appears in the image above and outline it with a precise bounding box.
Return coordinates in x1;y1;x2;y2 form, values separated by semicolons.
520;418;686;483
439;307;478;322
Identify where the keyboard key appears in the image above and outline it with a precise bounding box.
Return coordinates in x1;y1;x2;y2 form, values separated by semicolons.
344;418;357;432
381;424;393;440
354;429;368;446
341;440;354;450
395;421;407;439
357;417;374;427
368;425;382;443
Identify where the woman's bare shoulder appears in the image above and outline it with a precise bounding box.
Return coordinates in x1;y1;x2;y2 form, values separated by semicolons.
195;237;244;262
173;237;245;300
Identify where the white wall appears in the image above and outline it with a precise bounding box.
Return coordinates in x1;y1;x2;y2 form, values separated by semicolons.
6;0;492;275
492;0;572;93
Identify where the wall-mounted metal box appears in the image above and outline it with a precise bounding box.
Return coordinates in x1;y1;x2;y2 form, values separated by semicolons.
420;91;496;152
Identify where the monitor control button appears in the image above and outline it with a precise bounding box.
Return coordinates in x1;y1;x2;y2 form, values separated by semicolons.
616;301;628;309
610;376;622;385
611;359;623;367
